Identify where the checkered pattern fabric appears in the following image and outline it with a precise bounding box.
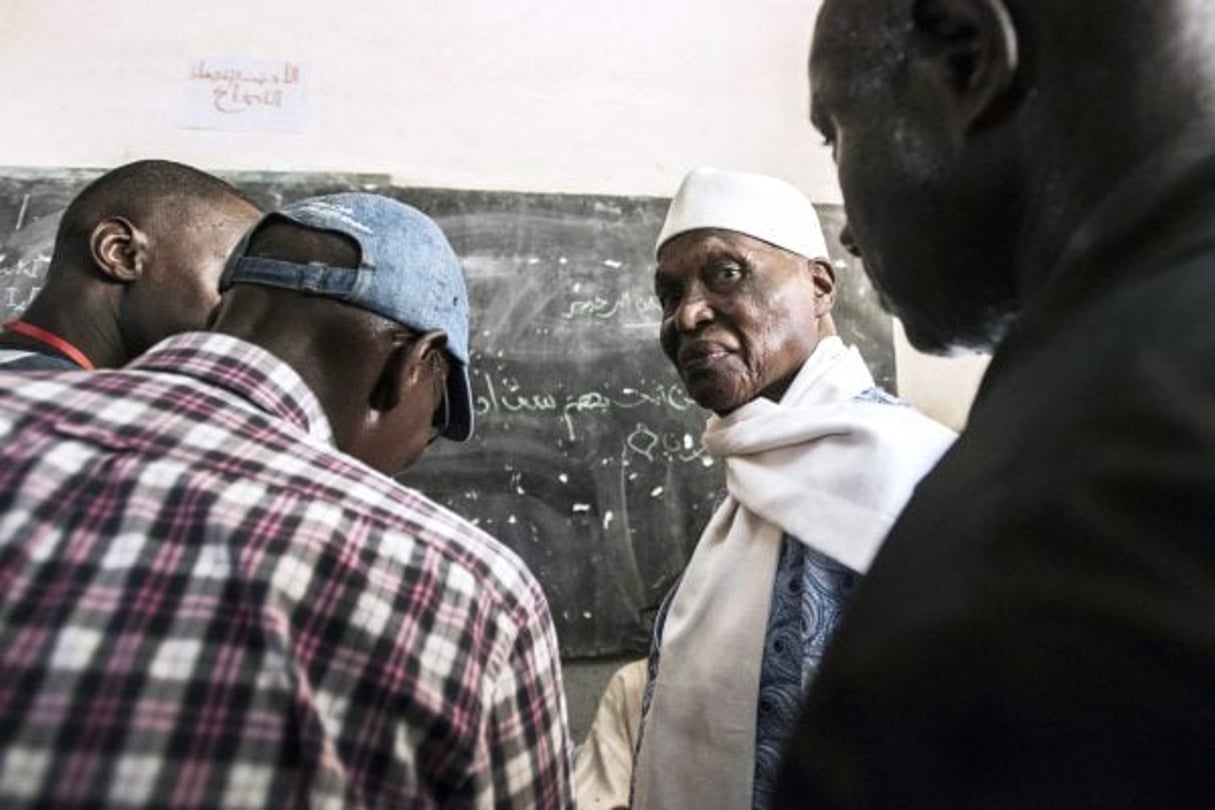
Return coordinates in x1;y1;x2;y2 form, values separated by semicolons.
0;332;572;809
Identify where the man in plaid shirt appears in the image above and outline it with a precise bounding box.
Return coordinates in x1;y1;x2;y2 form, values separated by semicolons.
0;193;573;808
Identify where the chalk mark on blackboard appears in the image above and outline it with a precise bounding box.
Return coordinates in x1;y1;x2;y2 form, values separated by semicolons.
14;194;30;232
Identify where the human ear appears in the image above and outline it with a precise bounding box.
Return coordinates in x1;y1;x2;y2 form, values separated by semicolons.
810;258;836;317
89;217;147;283
911;0;1019;130
368;329;448;414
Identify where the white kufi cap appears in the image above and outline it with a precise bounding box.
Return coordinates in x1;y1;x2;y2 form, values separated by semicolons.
655;166;828;261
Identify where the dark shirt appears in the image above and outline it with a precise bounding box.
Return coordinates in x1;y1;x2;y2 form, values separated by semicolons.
0;335;81;371
777;145;1215;807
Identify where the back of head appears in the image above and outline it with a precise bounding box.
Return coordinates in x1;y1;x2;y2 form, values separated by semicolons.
214;193;473;474
19;160;261;368
51;159;259;269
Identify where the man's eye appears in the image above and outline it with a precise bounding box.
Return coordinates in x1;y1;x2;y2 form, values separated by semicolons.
708;265;743;283
656;289;679;313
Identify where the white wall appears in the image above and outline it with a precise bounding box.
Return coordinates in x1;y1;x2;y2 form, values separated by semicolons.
0;0;986;426
1;0;836;196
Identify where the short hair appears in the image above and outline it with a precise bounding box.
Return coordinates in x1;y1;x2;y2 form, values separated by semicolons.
51;159;260;265
244;216;361;270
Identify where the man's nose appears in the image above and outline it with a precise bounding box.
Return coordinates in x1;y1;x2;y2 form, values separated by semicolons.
674;292;714;332
839;223;862;258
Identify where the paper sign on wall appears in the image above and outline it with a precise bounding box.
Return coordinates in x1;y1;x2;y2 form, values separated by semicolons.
182;58;309;132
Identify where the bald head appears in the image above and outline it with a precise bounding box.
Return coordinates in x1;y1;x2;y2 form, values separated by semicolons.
13;160;261;368
50;160;259;270
809;0;1215;352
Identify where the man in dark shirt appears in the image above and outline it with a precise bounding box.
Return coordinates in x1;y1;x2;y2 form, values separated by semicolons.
777;0;1215;806
0;160;260;371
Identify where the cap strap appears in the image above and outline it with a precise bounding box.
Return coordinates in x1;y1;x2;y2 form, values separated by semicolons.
222;257;362;297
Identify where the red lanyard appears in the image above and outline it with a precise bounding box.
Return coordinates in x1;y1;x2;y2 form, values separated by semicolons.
2;320;96;370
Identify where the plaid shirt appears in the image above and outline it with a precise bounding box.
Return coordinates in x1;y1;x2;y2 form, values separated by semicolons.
0;332;573;809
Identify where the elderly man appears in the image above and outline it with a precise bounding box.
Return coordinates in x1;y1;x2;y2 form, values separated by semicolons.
0;193;571;808
0;160;261;370
629;167;955;810
777;0;1215;806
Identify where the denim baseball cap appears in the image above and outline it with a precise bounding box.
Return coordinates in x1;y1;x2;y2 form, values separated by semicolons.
220;192;473;441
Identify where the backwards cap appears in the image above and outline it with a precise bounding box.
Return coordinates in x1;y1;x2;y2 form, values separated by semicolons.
220;192;473;441
655;166;828;261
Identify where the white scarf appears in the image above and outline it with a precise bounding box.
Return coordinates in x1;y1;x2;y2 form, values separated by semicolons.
632;337;956;809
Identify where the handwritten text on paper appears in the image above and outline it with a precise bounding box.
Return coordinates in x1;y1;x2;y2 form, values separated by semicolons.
182;58;309;132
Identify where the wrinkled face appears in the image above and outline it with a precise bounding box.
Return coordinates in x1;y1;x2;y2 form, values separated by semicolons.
809;0;1020;353
123;195;260;355
655;229;831;415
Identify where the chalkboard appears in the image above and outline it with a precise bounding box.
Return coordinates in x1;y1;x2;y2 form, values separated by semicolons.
0;168;893;658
